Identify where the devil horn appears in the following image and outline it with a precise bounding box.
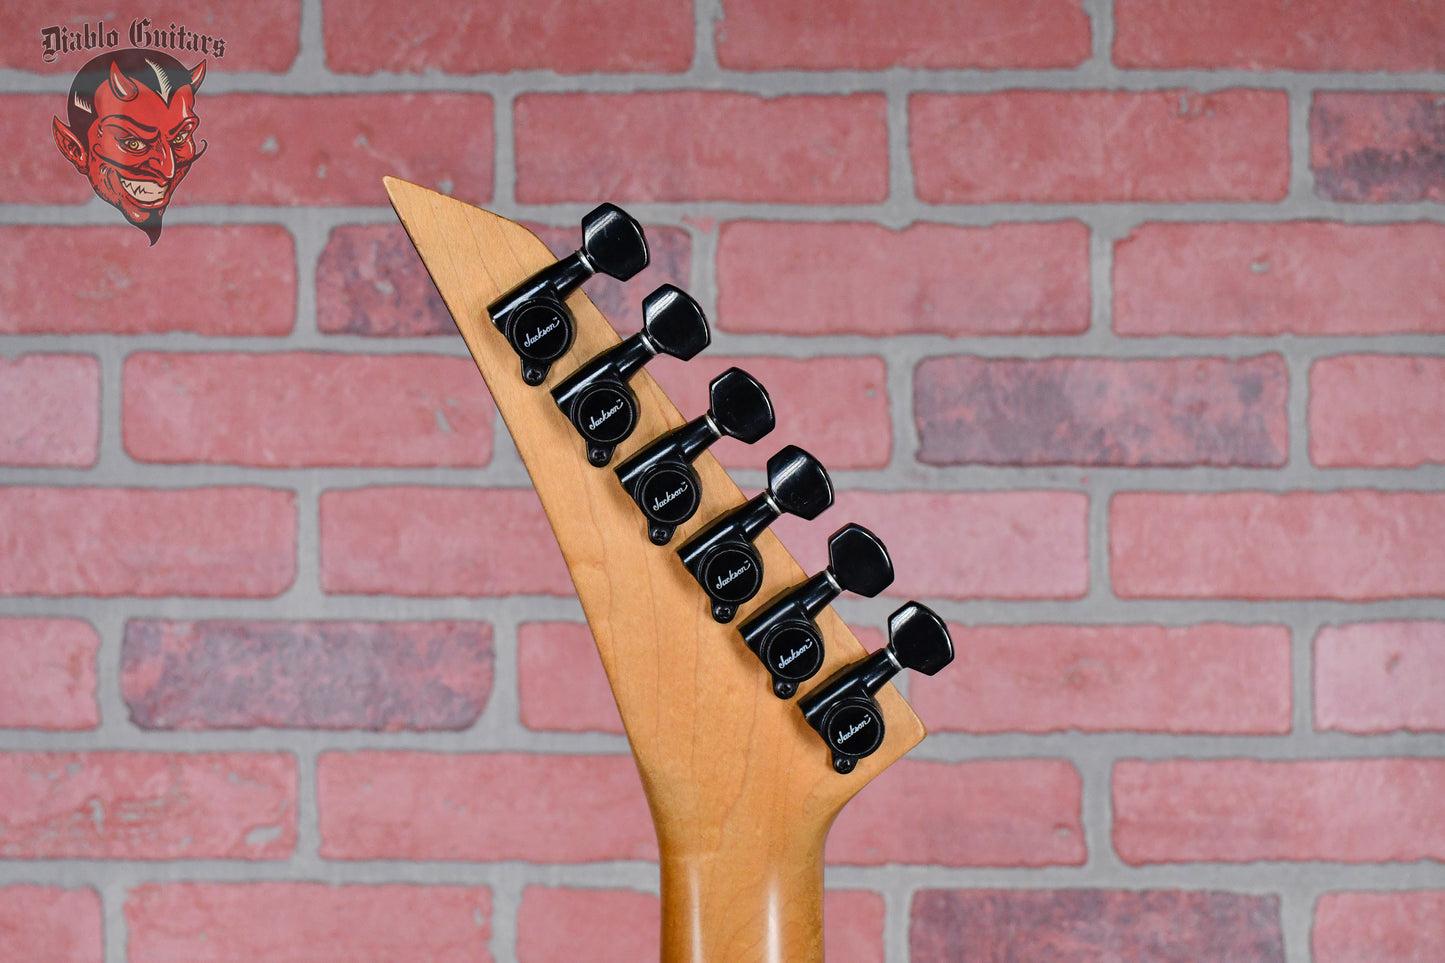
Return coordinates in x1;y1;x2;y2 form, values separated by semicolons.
188;59;206;93
108;61;139;101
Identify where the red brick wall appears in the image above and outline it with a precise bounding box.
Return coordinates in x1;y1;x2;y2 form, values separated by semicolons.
2;1;1443;960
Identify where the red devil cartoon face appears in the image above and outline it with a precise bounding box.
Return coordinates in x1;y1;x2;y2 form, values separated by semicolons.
53;50;206;244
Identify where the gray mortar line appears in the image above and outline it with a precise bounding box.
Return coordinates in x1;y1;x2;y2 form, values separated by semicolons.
295;0;327;79
686;219;720;326
695;0;721;72
876;871;912;963
102;876;126;963
7;857;1434;892
884;86;913;222
488;874;522;962
5;198;1445;227
492;86;517;208
1293;619;1318;743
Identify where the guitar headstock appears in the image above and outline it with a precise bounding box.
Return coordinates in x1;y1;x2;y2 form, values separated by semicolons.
385;177;930;959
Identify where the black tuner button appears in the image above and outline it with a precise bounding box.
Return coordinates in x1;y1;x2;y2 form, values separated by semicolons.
615;367;775;545
487;203;649;386
739;523;893;699
552;285;710;467
677;445;833;623
798;601;954;774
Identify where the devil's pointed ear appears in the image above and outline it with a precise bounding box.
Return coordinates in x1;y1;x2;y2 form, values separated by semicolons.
188;59;206;93
53;116;87;173
109;61;139;101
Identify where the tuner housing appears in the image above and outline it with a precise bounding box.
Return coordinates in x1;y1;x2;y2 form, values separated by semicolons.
738;523;893;699
551;285;710;467
677;445;833;623
615;367;775;545
798;602;954;774
487;203;648;386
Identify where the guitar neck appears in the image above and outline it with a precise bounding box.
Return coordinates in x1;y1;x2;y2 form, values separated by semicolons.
661;826;828;961
385;177;924;963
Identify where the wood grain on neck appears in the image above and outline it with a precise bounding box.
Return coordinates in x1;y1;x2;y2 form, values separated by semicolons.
384;177;925;963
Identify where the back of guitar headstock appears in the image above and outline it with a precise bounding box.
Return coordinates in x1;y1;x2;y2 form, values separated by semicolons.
384;177;927;963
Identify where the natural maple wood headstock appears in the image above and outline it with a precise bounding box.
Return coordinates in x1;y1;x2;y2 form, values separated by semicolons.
385;178;925;963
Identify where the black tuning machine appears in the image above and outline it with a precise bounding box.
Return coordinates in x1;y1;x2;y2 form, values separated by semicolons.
738;523;893;699
487;203;649;386
552;285;711;467
799;602;954;774
615;367;775;545
677;445;833;623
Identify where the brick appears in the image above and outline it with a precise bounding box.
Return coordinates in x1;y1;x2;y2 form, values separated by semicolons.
0;226;295;335
518;622;623;733
911;90;1289;203
911;623;1291;734
316;225;452;336
316;222;690;337
1114;221;1445;337
716;221;1090;337
1314;891;1445;963
179;94;492;206
0;752;295;859
123;353;494;467
1315;622;1445;733
828;760;1084;866
1311;356;1445;467
0;886;101;963
716;0;1090;70
515;93;888;204
121;620;493;731
1312;93;1445;203
1111;491;1445;600
649;354;891;470
0;619;99;730
516;887;882;963
915;355;1288;467
126;882;491;963
320;487;571;597
6;2;300;73
1114;759;1445;864
0;487;296;597
912;889;1284;962
0;355;98;467
324;0;690;74
774;491;1089;600
517;888;659;962
1114;0;1445;71
318;752;654;861
820;890;887;963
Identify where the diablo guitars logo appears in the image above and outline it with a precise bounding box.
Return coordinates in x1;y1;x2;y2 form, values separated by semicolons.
51;48;207;244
